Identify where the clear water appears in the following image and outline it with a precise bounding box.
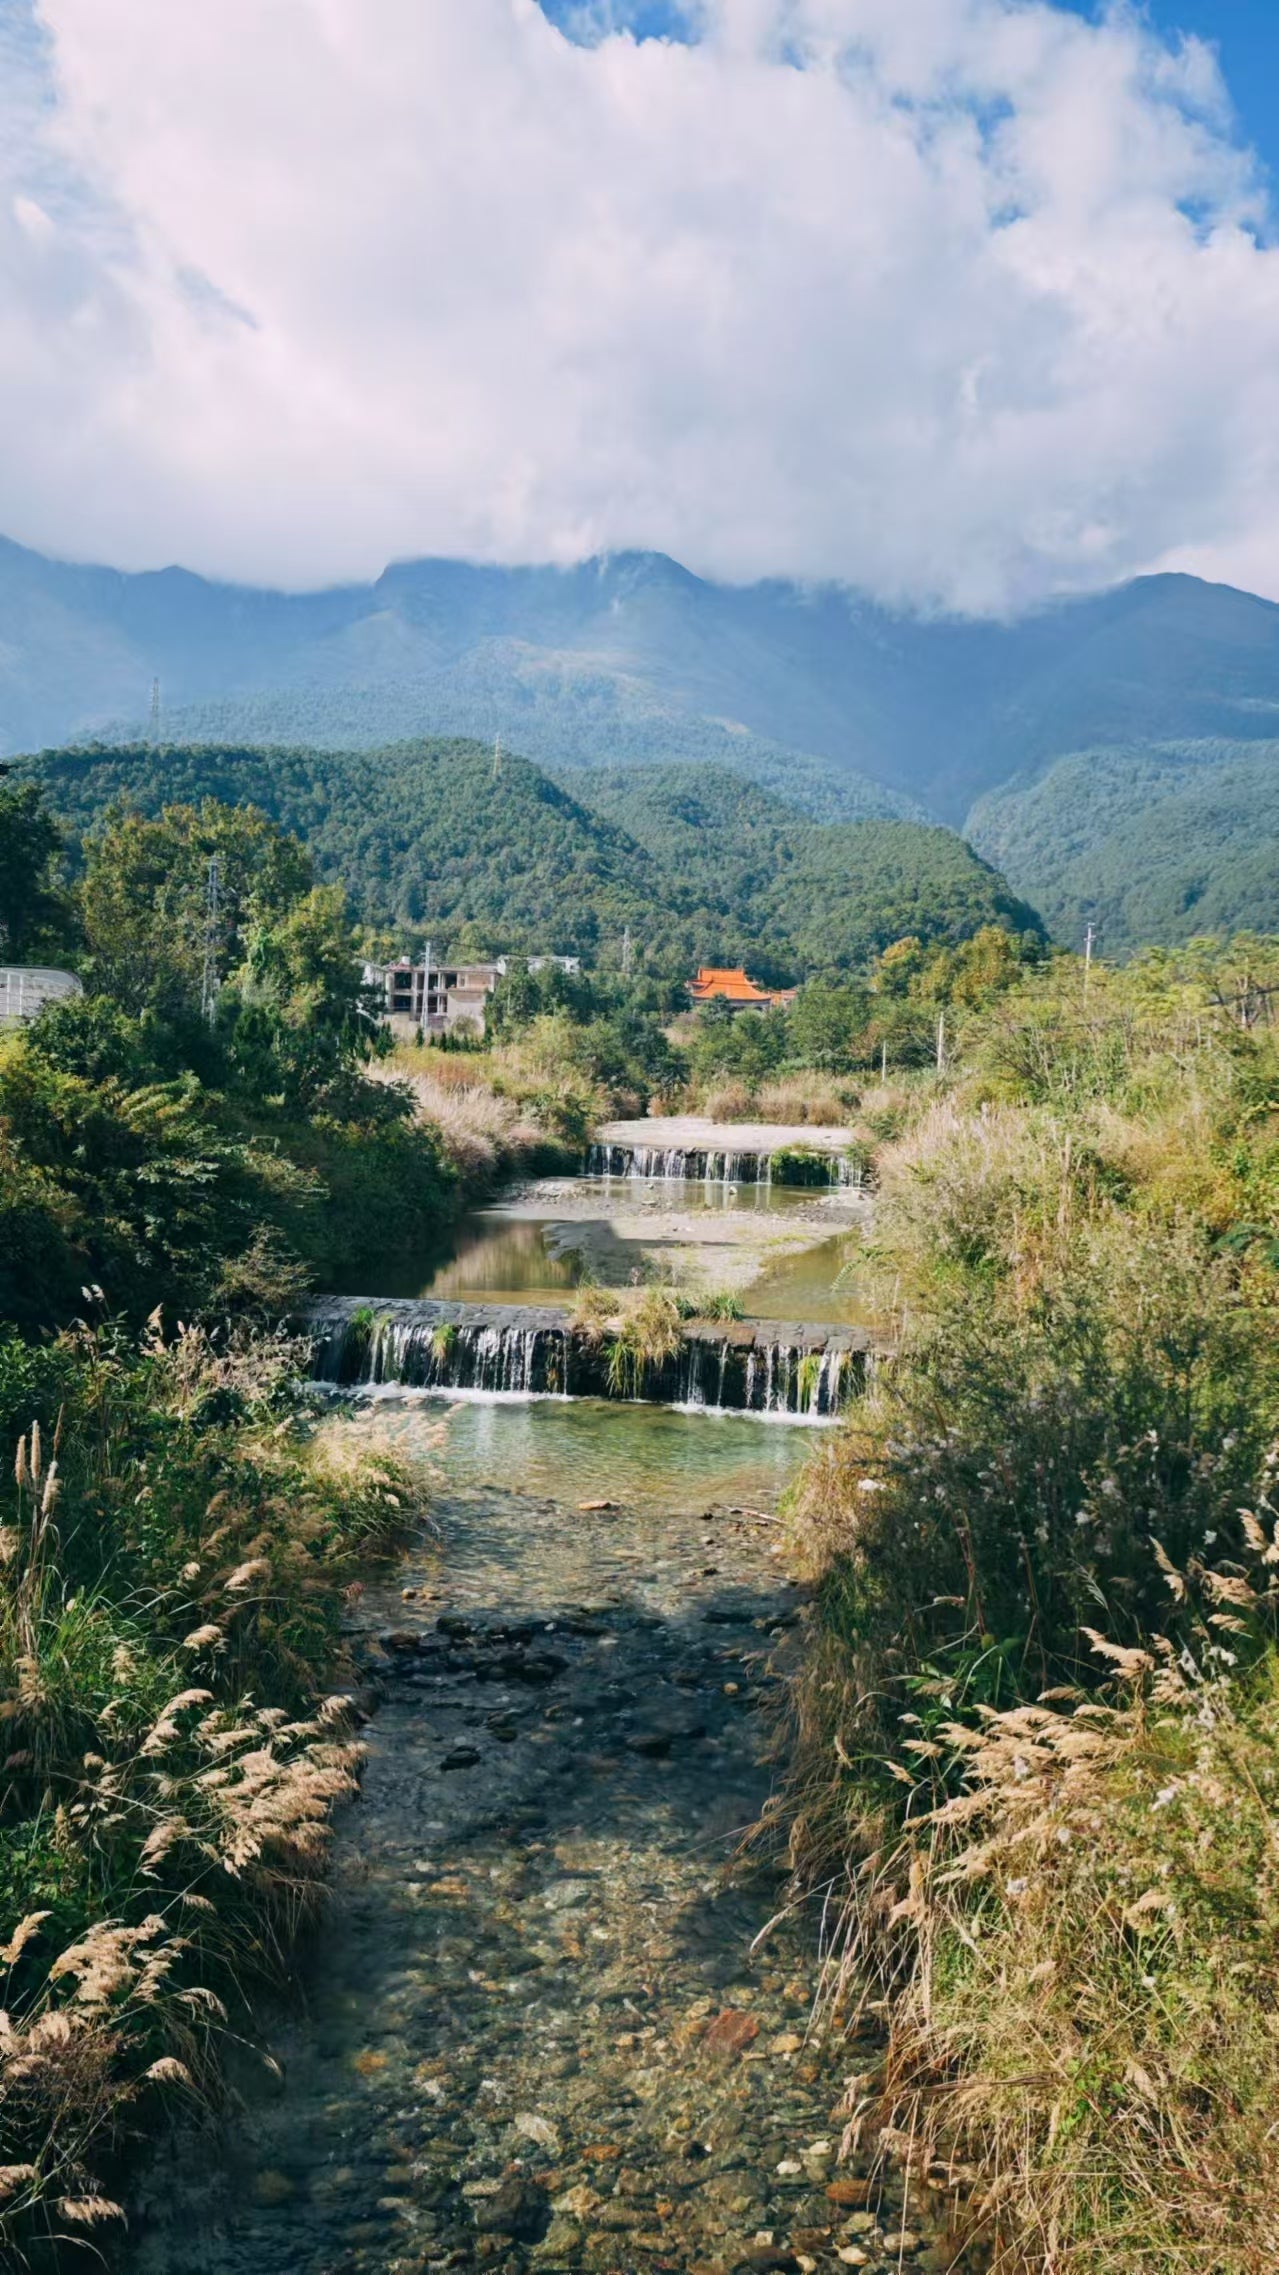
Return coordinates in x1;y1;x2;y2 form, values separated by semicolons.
362;1391;814;1514
746;1232;876;1328
333;1214;586;1305
331;1178;862;1310
124;1396;917;2275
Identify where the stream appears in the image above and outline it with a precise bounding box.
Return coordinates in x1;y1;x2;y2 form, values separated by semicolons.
126;1176;941;2275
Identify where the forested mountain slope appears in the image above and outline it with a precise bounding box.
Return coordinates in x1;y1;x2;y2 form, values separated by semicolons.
22;739;1037;975
7;534;1279;826
968;740;1279;954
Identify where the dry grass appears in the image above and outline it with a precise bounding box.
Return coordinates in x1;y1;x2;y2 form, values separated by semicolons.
776;970;1279;2274
701;1079;756;1120
0;1329;429;2261
821;1521;1279;2274
755;1074;854;1126
568;1283;691;1396
388;1065;539;1179
384;1030;600;1159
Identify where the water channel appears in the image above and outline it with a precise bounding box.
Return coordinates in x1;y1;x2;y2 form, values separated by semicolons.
125;1169;937;2275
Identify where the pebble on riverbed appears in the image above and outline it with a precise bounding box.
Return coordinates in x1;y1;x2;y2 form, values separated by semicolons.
125;1418;939;2275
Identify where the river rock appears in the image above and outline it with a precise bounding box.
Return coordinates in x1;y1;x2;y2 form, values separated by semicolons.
473;2176;552;2240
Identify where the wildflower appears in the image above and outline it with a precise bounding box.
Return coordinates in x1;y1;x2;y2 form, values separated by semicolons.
1152;1783;1179;1809
1006;1878;1029;1897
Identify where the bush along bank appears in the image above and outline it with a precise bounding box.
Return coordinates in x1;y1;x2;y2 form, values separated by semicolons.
0;1321;427;2265
775;941;1279;2275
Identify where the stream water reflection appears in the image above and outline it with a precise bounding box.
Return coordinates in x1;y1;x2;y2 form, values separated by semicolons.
127;1397;924;2275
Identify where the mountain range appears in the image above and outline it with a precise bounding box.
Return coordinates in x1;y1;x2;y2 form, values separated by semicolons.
6;532;1279;951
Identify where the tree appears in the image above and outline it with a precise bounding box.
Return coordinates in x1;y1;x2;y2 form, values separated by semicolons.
81;800;312;1021
789;980;871;1070
0;784;74;963
226;885;388;1113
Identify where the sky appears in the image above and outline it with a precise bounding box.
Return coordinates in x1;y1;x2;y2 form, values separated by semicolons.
5;0;1279;614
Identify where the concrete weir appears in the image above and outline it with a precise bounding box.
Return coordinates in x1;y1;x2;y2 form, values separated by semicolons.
588;1115;864;1187
302;1297;874;1418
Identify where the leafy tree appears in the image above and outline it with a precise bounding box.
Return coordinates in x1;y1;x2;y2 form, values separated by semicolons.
0;783;75;962
80;799;311;1021
225;885;387;1113
789;979;872;1070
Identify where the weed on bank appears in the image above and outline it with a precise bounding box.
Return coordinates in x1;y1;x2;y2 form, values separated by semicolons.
0;1322;425;2264
780;943;1279;2273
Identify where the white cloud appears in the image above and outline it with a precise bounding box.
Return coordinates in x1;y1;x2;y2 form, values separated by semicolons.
1;0;1278;610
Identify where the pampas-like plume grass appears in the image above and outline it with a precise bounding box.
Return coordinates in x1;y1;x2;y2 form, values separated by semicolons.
0;1318;430;2262
819;1532;1279;2273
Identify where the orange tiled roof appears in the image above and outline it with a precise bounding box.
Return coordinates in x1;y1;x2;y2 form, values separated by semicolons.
690;966;796;1005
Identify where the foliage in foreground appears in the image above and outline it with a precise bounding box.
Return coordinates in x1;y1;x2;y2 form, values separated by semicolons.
0;794;464;1331
779;939;1279;2272
0;1324;425;2263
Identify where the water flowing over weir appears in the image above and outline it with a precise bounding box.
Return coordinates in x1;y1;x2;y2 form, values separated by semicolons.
586;1142;774;1184
302;1299;871;1419
585;1142;863;1188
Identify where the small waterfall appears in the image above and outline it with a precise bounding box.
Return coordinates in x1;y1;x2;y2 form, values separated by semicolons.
304;1302;866;1420
585;1143;773;1186
586;1140;867;1190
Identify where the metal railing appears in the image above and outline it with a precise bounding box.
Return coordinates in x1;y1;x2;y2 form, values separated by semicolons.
0;967;83;1024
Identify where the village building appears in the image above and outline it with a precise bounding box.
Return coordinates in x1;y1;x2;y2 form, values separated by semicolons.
364;953;581;1040
688;965;797;1015
0;966;83;1026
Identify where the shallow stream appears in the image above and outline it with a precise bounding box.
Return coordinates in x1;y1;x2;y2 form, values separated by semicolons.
127;1397;937;2275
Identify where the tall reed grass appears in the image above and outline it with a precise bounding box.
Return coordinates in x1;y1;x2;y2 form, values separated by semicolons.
778;946;1279;2273
0;1322;426;2262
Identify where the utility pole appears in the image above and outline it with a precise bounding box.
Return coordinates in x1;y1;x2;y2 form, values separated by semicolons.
149;678;162;746
881;1036;888;1084
419;937;434;1044
492;735;503;782
936;1008;946;1074
200;854;221;1025
1083;922;1096;997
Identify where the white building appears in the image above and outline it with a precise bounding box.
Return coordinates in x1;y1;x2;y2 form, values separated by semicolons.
0;967;83;1026
362;954;581;1040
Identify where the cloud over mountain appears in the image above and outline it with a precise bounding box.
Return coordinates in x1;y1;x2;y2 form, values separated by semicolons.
3;0;1279;610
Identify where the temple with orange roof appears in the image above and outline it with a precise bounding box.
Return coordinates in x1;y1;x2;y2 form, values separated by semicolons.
688;965;798;1014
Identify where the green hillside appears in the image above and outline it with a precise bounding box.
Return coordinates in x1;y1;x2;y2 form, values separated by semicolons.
22;739;1038;976
967;739;1279;954
565;763;1037;971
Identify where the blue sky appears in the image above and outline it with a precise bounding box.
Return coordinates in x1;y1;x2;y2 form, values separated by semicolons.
1062;5;1279;175
539;1;1279;178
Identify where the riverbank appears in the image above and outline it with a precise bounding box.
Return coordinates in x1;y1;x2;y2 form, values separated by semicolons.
0;1325;431;2265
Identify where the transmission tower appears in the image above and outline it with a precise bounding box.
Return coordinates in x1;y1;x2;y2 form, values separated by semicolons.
200;854;222;1025
149;678;162;745
492;734;503;781
621;924;633;977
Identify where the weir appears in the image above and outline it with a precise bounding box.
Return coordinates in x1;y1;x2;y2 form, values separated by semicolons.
586;1142;776;1183
588;1117;866;1189
302;1298;873;1418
